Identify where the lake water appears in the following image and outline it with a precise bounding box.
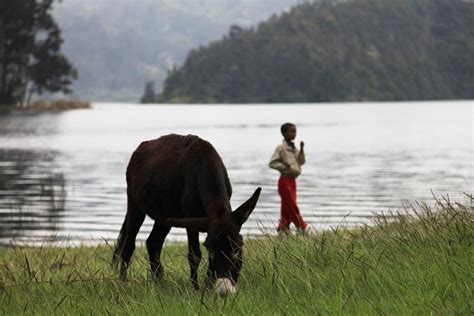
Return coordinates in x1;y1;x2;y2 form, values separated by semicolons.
0;101;472;245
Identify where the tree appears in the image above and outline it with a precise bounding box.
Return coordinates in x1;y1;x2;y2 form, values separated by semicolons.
140;81;156;103
0;0;76;106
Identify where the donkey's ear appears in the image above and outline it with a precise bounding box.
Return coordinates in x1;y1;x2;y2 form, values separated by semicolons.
165;217;209;232
232;187;262;226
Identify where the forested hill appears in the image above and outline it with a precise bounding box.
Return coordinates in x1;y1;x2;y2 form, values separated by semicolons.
52;0;294;102
156;0;474;103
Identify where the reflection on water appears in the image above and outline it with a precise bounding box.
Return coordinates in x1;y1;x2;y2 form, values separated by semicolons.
0;102;472;245
0;150;65;245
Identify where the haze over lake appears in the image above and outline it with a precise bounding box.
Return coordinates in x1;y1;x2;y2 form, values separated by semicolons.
0;101;472;245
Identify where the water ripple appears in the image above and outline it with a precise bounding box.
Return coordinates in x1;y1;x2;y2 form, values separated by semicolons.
0;102;472;245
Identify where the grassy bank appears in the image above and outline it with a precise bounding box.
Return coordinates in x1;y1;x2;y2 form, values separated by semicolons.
0;100;91;113
1;195;472;315
25;99;91;111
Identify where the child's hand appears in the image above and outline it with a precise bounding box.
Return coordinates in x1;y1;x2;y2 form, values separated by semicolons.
300;141;305;149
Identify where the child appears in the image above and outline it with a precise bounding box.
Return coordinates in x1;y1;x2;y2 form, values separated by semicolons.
269;122;308;234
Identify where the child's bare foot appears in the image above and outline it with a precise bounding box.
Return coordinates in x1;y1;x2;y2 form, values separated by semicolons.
277;226;290;236
296;225;311;235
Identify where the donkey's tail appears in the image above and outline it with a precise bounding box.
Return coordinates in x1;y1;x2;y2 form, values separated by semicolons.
112;216;128;269
112;203;146;273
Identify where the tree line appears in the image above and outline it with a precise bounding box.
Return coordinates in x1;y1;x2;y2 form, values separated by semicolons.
0;0;76;106
146;0;473;103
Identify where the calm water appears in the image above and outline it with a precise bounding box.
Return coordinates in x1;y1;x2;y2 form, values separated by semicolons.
0;102;472;245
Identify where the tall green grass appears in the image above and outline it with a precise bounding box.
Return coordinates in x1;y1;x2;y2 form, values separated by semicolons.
1;195;472;315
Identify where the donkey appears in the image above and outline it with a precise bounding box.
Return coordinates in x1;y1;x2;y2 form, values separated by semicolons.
113;134;261;295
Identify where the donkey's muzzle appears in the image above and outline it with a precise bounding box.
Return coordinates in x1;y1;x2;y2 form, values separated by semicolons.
215;278;236;297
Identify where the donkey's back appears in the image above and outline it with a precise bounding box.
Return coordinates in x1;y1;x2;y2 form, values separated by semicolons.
125;134;230;220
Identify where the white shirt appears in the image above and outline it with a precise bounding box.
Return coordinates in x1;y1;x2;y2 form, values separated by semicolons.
269;140;305;178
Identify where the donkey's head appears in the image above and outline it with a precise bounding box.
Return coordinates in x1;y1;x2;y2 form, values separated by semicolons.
167;187;261;296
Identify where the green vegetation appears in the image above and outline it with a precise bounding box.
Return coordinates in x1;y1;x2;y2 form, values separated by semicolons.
140;81;157;104
1;195;472;314
156;0;474;103
0;0;77;107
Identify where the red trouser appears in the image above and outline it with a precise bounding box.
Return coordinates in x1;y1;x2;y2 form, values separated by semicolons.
277;176;307;229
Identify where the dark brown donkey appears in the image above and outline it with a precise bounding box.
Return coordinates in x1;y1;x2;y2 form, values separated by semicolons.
113;134;261;295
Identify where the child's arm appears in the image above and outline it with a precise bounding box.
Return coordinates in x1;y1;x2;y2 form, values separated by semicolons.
269;146;288;171
298;141;306;165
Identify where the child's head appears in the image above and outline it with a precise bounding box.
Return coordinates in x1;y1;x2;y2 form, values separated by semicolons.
280;122;297;141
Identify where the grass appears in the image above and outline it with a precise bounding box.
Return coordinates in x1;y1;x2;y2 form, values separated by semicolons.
1;194;473;315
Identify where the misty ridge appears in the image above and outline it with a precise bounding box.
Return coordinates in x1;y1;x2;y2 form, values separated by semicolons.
53;0;474;104
53;0;295;102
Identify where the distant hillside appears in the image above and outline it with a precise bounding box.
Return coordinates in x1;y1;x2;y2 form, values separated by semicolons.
52;0;295;102
156;0;474;103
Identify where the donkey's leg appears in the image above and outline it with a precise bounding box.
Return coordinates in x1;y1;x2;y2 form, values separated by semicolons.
114;201;145;280
146;222;171;280
186;229;202;290
204;260;216;290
